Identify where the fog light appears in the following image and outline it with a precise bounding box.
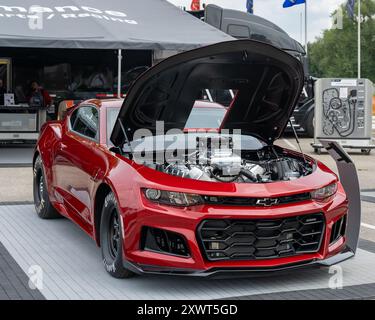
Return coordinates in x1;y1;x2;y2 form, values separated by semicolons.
141;227;190;257
330;215;347;244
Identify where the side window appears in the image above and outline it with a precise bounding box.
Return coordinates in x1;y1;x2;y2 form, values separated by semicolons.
70;106;99;140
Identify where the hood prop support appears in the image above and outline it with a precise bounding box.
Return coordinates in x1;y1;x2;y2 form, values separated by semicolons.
288;118;307;164
117;118;134;157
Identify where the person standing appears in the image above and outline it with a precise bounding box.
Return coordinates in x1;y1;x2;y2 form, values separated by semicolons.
27;80;52;124
27;81;52;108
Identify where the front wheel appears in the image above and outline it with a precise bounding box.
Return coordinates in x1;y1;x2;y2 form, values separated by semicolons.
100;192;134;279
33;155;60;219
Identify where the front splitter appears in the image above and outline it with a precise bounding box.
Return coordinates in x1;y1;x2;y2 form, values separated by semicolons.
124;247;354;279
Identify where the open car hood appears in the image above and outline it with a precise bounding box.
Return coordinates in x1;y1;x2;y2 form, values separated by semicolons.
111;40;304;147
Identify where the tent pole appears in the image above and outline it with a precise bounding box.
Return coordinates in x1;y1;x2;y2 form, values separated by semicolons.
357;0;361;79
304;0;308;56
117;49;122;97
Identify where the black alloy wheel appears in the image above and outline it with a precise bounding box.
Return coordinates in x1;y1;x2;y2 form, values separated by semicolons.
100;192;134;279
33;155;60;219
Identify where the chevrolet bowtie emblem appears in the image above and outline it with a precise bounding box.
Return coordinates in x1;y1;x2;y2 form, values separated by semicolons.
256;198;279;207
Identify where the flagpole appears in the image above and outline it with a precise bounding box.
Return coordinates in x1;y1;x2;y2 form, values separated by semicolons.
357;0;361;78
305;0;308;56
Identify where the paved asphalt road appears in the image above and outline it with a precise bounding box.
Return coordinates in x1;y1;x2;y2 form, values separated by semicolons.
0;137;374;243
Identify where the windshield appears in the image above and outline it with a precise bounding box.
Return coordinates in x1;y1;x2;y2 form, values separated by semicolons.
185;105;227;129
107;107;121;145
107;103;228;144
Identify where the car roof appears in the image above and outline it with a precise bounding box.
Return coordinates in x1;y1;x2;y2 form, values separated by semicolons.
79;98;225;110
194;100;226;109
80;98;124;109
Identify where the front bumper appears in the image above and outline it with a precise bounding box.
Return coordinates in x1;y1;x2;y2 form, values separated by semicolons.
121;186;350;276
124;247;354;278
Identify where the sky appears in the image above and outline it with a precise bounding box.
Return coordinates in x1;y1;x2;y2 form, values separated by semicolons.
167;0;346;44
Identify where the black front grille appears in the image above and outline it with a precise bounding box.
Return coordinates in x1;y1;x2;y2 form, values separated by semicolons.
198;213;325;261
202;193;311;207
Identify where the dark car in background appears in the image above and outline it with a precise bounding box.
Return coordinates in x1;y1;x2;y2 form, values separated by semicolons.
188;4;315;137
289;76;316;137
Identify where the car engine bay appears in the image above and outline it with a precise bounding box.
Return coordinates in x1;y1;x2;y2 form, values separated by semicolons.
139;137;314;184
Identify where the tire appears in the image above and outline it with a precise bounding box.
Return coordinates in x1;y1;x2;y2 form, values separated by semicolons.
304;110;315;138
313;147;321;154
33;155;60;219
100;192;134;279
361;149;371;155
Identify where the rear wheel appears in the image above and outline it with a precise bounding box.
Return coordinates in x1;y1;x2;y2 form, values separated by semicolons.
314;147;321;155
361;149;371;155
33;155;60;219
100;192;134;279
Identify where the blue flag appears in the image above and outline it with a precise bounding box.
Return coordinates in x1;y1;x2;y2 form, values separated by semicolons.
246;0;254;14
346;0;355;19
283;0;306;8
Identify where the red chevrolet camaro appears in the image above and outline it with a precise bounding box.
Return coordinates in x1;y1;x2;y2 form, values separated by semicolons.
33;40;361;278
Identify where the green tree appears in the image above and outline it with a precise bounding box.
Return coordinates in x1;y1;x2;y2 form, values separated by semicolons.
308;0;375;83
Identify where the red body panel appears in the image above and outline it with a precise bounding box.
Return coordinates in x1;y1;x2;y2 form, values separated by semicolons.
35;99;348;273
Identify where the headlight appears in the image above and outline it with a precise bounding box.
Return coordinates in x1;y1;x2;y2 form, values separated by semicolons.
311;183;338;201
143;189;203;207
